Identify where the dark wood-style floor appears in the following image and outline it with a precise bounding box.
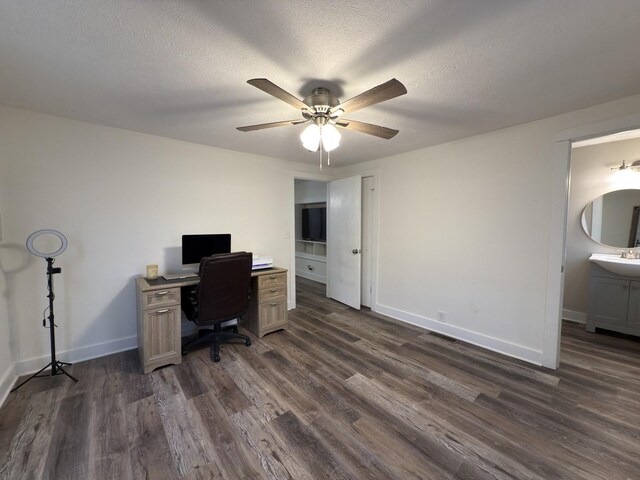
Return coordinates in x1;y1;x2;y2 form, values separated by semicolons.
1;277;640;479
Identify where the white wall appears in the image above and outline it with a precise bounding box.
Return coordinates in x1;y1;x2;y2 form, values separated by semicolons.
1;170;17;404
336;94;640;366
563;137;640;322
294;180;327;204
0;104;317;377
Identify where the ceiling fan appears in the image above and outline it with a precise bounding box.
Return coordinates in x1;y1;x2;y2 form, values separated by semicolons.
236;78;407;159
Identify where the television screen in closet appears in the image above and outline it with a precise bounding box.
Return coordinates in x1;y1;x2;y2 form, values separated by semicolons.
301;207;326;241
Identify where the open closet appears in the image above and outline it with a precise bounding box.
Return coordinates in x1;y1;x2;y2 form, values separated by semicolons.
294;180;328;284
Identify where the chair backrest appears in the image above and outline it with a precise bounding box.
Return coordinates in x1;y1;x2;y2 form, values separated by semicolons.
195;251;253;326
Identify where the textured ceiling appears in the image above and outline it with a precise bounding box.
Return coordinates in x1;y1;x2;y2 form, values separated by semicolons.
1;1;640;166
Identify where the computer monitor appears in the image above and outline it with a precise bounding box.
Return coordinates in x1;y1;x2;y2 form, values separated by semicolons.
181;234;231;265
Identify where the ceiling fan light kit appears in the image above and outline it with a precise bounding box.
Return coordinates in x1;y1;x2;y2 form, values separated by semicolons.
301;123;341;153
300;123;321;151
319;124;341;151
237;78;407;167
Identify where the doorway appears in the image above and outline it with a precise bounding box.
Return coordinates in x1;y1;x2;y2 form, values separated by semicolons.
562;129;640;353
548;113;640;369
294;179;329;289
290;175;377;311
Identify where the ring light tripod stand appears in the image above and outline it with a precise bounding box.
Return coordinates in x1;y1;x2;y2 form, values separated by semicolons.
11;229;78;392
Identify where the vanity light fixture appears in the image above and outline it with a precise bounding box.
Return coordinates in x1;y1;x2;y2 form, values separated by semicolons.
611;160;630;171
610;160;640;188
611;160;640;172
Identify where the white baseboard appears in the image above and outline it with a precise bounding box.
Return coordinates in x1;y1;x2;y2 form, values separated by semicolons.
0;363;16;408
562;309;586;324
14;335;138;377
373;303;543;366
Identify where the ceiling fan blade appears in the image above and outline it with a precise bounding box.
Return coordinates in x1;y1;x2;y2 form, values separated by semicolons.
247;78;308;110
336;79;407;115
337;119;399;139
236;119;300;132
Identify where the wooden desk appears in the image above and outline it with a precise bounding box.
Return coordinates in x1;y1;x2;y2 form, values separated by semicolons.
135;267;288;374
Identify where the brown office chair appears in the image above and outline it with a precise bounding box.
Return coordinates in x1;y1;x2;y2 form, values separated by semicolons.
182;251;253;362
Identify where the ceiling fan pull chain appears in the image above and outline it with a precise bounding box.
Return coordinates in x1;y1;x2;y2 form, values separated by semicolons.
319;142;323;169
327;150;331;166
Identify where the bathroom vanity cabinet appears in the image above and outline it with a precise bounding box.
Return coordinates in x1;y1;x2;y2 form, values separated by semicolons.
586;264;640;337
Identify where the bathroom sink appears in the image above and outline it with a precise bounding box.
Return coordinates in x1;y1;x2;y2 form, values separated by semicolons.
589;253;640;276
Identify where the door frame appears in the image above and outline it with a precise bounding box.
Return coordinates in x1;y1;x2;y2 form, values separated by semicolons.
361;175;376;308
288;170;331;310
288;169;380;311
546;112;640;369
356;171;380;312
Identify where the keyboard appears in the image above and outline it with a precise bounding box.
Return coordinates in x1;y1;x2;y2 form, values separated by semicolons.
162;272;198;280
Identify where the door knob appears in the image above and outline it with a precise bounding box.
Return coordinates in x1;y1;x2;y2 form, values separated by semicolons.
352;249;361;254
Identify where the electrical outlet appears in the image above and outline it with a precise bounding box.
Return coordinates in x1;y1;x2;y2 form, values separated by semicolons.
437;310;447;323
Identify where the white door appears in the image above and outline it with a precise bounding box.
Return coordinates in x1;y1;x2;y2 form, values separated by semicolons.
328;175;362;309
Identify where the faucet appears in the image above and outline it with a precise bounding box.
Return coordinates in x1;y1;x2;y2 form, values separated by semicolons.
621;249;640;259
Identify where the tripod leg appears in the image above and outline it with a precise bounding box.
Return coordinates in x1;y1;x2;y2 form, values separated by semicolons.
11;363;54;392
54;363;78;383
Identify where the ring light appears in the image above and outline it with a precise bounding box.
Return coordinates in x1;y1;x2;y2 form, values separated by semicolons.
11;228;77;393
26;229;68;258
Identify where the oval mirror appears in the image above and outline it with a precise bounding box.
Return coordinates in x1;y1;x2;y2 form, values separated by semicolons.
582;189;640;248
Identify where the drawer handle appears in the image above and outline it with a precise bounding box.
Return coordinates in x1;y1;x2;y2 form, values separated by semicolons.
270;288;277;293
156;308;169;313
307;265;313;270
156;291;169;296
270;302;278;306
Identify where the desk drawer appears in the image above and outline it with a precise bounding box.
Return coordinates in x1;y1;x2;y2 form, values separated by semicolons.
258;272;286;289
143;288;180;309
258;284;286;303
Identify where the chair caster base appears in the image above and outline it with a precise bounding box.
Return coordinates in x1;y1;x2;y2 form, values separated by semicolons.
245;339;252;347
212;353;221;362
